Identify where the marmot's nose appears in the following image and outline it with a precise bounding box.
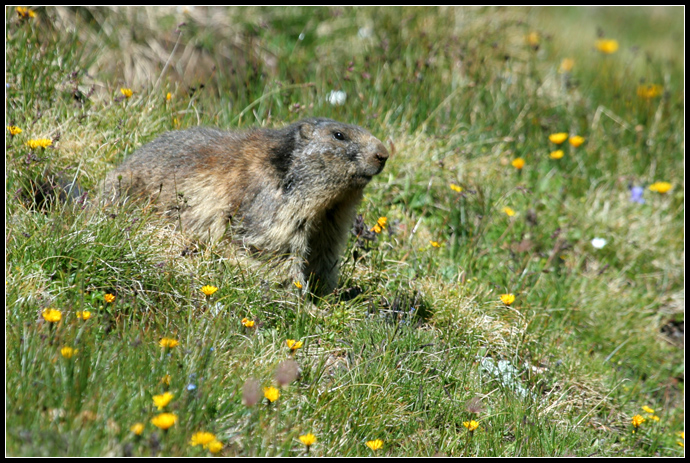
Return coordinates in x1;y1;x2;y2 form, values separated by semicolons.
373;141;390;165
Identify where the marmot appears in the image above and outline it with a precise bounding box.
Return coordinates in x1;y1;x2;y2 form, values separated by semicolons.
104;118;389;294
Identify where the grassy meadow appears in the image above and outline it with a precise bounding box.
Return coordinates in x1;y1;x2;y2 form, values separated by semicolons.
5;6;684;456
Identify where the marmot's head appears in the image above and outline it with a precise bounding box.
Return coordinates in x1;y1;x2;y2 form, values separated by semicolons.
272;118;388;197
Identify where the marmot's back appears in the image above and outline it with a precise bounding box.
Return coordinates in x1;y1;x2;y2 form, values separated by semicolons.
104;118;389;294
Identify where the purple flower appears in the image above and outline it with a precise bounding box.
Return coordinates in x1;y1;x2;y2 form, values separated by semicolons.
630;186;645;204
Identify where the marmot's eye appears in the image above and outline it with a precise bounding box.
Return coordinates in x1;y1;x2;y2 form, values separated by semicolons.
333;131;345;141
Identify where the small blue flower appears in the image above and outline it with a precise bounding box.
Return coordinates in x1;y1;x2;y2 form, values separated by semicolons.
187;383;197;391
630;186;645;204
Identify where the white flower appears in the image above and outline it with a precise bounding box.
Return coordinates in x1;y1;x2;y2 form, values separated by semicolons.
327;90;347;106
591;238;607;249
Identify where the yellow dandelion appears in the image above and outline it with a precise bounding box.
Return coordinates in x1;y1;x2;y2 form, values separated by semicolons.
299;433;317;447
152;392;174;410
648;415;660;422
76;310;92;320
26;138;52;149
500;294;516;306
569;135;585;147
632;414;645;428
60;346;78;359
525;31;540;47
366;439;383;451
430;240;441;248
190;431;217;448
7;126;22;136
641;405;655;414
150;412;177;430
104;293;116;303
241;317;255;328
376;216;388;229
648;181;672;194
559;58;575;73
42;308;62;323
166;92;172;101
637;84;663;100
595;39;619;54
159;337;179;348
676;431;684;440
130;422;145;436
293;280;303;289
201;285;218;296
463;420;480;432
371;224;383;233
263;386;280;403
208;440;223;453
120;88;134;98
549;150;564;160
511;157;525;170
502;207;516;217
450;183;463;193
286;339;303;351
549;132;568;144
16;7;36;18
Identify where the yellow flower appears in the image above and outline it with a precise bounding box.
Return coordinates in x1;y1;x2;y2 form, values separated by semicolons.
502;207;516;217
648;181;673;194
76;310;92;320
104;293;116;303
648;415;660;422
525;31;540;47
299;433;317;447
569;135;585;147
549;132;568;144
152;392;174;410
293;280;303;289
511;157;525;170
159;337;179;348
120;88;134;98
366;439;383;451
286;339;303;351
641;405;655;414
26;138;52;149
463;420;480;432
500;294;516;306
637;84;663;100
160;374;171;386
676;431;684;440
241;317;255;328
450;183;463;193
559;58;575;73
190;431;217;448
263;386;280;403
549;150;564;160
130;422;145;435
208;440;223;453
595;39;619;54
42;308;62;323
16;7;36;18
371;216;388;233
60;346;78;359
166;92;172;101
7;126;22;136
201;285;218;296
150;412;177;430
632;414;645;428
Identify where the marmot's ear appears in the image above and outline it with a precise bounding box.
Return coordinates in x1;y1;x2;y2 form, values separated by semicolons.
299;122;315;140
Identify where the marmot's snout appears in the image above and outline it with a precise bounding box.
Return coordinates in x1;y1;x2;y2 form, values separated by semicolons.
362;138;390;177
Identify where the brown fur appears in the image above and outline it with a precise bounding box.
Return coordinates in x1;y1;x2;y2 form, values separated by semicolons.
104;118;389;294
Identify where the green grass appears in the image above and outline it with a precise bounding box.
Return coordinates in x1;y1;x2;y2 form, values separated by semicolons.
6;6;684;456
